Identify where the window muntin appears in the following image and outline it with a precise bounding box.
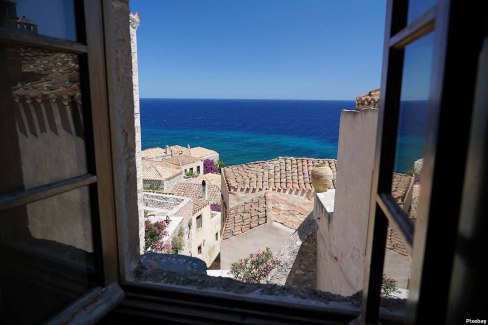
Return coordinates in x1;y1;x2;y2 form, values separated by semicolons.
407;0;436;24
0;186;97;323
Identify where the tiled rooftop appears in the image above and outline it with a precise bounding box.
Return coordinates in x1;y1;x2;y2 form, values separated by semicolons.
141;147;168;159
141;159;181;181
356;88;380;109
392;173;413;203
12;48;81;104
222;192;311;240
169;182;220;214
168;145;189;155
189;147;218;158
222;157;337;197
187;173;222;191
165;154;201;167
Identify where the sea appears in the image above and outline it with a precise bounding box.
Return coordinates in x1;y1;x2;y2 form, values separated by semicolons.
140;98;425;173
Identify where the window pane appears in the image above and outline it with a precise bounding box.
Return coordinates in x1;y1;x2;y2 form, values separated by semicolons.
391;32;434;199
384;32;435;317
408;0;436;24
0;0;77;41
0;186;97;324
0;46;88;194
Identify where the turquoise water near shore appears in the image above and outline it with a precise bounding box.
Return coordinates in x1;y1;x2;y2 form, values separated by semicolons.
140;98;347;167
140;98;425;171
142;127;339;166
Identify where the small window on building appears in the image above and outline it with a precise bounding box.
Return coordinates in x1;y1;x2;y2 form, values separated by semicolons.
197;166;201;174
197;245;202;255
196;215;202;230
215;232;219;241
190;167;194;173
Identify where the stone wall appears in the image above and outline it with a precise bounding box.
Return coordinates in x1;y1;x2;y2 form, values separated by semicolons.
269;213;317;288
143;179;163;190
143;193;186;211
316;109;378;296
163;173;183;192
102;0;141;277
130;12;144;255
355;88;380;110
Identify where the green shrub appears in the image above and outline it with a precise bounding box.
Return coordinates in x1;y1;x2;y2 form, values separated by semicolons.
172;235;184;254
144;184;161;191
185;170;198;178
381;275;399;298
230;247;282;284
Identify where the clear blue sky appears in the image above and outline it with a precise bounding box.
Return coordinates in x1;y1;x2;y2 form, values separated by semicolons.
130;0;386;100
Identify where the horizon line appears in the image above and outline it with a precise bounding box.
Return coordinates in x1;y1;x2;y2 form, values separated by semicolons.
139;97;356;101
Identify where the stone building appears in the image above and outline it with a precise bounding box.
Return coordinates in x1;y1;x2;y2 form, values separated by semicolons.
189;146;219;163
141;158;183;191
219;157;335;285
164;154;203;176
169;181;221;266
315;91;414;296
142;192;193;255
221;157;336;232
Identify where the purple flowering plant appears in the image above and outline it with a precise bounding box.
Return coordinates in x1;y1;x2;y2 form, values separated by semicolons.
203;159;218;174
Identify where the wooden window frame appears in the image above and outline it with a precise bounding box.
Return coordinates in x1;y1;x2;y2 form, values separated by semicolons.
4;0;484;323
0;0;120;321
362;0;486;323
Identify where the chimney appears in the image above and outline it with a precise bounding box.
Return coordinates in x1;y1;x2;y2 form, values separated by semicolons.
202;180;208;200
187;144;191;156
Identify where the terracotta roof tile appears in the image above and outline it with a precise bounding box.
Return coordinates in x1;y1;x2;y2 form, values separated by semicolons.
169;145;190;155
222;157;337;198
186;173;222;191
142;159;181;181
12;47;81;104
169;182;220;214
141;147;167;159
165;154;201;167
356;88;380;109
391;173;413;203
222;192;311;240
189;146;218;158
387;173;414;256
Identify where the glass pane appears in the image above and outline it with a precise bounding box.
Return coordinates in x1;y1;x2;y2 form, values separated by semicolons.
392;31;434;186
0;46;88;194
0;186;96;324
408;0;436;24
385;32;435;317
0;0;77;41
380;220;412;314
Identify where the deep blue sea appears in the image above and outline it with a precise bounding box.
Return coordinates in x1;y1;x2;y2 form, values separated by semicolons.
140;98;425;172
